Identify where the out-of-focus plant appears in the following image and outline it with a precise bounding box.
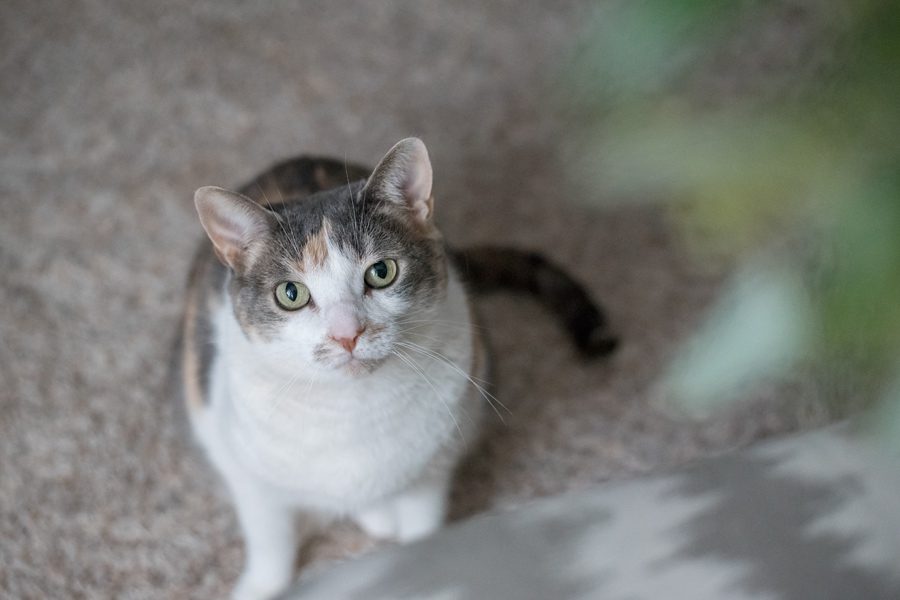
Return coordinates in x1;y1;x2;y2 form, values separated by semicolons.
566;0;900;440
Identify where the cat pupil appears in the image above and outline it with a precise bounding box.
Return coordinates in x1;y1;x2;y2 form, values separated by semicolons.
373;262;388;279
285;282;298;301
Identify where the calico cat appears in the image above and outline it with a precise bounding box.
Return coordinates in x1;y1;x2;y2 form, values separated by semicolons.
180;138;616;600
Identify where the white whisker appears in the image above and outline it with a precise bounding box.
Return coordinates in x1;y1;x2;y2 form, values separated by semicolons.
269;181;306;259
343;155;365;252
391;349;466;445
395;318;489;332
396;340;510;422
255;181;301;259
262;371;303;422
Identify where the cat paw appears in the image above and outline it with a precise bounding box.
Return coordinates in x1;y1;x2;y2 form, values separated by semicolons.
355;506;398;540
395;513;441;544
232;573;289;600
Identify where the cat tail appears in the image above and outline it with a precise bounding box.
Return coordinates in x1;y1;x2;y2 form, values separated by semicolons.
451;246;619;357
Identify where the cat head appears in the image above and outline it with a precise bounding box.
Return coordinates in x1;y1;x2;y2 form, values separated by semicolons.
195;138;448;378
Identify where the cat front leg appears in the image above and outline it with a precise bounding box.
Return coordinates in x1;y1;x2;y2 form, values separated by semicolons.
228;479;299;600
354;475;450;544
393;477;449;543
354;501;399;540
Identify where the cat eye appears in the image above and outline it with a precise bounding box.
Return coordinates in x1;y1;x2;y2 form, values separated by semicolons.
364;259;398;289
274;281;310;310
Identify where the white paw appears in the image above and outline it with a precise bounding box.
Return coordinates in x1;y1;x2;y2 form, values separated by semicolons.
394;487;445;543
396;514;441;544
232;572;290;600
355;506;398;540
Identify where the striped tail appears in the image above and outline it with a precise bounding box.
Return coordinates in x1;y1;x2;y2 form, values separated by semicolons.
451;246;619;357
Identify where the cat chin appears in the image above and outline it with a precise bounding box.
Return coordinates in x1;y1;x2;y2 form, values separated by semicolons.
342;360;380;377
328;354;386;377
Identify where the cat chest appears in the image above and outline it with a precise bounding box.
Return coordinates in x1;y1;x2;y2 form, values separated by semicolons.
219;376;466;510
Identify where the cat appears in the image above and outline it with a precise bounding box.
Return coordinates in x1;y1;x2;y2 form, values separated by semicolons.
179;137;617;600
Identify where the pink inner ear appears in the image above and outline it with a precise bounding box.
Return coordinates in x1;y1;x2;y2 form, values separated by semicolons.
204;207;261;260
395;141;433;221
195;186;272;271
205;215;251;267
403;162;430;202
365;138;435;223
403;169;433;221
210;215;249;247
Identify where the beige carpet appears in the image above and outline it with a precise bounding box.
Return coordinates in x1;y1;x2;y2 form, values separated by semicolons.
1;1;826;597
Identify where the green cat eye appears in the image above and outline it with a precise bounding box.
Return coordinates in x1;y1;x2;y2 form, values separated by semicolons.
274;281;310;310
364;259;398;289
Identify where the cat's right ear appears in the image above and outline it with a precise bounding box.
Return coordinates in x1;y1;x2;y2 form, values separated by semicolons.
194;186;275;272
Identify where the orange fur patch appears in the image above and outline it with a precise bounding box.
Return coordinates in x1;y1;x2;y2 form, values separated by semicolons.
313;164;331;190
302;220;330;270
182;281;205;415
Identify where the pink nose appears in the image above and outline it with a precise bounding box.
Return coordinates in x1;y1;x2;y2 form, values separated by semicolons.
331;327;365;353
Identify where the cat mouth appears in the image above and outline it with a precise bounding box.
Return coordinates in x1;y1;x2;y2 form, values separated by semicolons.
334;354;383;376
314;343;386;374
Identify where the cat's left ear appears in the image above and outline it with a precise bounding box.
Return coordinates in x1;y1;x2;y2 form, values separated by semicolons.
363;137;434;224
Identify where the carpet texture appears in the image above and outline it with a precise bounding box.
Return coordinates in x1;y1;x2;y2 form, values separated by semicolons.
1;1;828;597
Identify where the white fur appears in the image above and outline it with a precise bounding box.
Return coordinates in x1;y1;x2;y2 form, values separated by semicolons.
191;243;483;600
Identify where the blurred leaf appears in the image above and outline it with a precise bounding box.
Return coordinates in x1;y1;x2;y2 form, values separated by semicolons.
568;1;742;109
568;0;900;420
819;168;900;368
868;369;900;455
664;263;812;416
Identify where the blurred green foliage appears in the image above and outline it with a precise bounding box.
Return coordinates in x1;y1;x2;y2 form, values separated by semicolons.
567;0;900;432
